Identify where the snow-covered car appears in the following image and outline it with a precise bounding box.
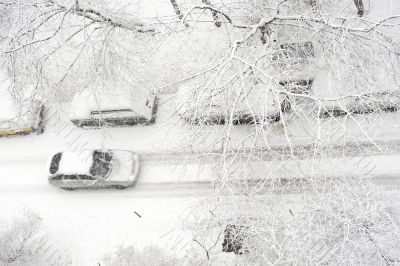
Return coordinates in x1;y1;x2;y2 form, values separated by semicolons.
69;89;157;128
0;77;44;137
176;84;283;125
47;149;139;190
318;91;400;118
310;74;400;118
272;41;315;61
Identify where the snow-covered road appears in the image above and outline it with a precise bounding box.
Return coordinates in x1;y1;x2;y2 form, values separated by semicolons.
2;156;400;266
2;150;400;189
1;98;400;264
2;149;400;265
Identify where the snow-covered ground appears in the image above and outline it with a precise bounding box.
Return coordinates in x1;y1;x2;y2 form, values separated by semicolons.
0;188;203;264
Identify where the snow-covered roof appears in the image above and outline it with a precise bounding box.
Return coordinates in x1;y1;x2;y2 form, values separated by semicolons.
69;88;154;120
57;151;94;175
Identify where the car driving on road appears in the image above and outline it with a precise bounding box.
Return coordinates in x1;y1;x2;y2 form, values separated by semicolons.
47;149;139;190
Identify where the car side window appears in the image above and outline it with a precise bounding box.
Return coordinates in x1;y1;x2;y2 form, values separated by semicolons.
51;175;95;180
50;153;62;174
52;175;96;180
73;175;95;180
90;109;133;116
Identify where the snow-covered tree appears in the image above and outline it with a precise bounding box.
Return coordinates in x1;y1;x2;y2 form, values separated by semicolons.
0;0;158;102
184;175;400;264
173;0;400;264
0;209;69;265
0;210;42;264
174;0;400;150
2;0;400;265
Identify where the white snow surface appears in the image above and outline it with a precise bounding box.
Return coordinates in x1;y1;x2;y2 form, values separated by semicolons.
56;150;93;176
0;187;202;265
0;71;42;129
0;74;15;121
69;88;154;120
108;150;135;181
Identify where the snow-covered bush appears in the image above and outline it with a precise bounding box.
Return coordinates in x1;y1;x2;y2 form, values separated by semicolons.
0;210;69;266
244;177;400;265
0;210;44;265
103;245;180;266
188;175;400;265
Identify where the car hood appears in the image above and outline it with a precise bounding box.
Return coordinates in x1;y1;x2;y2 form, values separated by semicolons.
106;151;135;181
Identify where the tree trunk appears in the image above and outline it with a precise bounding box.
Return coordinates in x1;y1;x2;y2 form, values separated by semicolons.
353;0;364;16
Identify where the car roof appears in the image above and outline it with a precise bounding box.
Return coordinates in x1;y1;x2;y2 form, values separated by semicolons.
57;150;95;175
69;88;154;119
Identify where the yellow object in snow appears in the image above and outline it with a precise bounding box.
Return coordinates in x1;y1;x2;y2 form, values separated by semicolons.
0;127;34;137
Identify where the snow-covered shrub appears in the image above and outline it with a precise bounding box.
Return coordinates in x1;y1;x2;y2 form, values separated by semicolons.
0;210;43;265
242;176;400;265
103;245;180;266
189;175;400;265
0;209;69;266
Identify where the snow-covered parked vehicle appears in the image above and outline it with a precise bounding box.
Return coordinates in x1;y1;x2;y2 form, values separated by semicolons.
311;74;400;118
69;89;157;128
317;91;400;118
272;41;315;61
176;83;284;125
0;76;44;137
47;149;139;190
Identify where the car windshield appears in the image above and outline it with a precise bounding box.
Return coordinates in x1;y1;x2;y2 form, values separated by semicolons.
50;153;62;174
90;150;113;178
